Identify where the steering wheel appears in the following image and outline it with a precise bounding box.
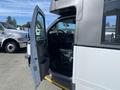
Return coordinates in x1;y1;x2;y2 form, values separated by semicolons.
57;30;65;34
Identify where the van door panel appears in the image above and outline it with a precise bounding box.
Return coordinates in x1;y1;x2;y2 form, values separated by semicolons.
30;6;49;88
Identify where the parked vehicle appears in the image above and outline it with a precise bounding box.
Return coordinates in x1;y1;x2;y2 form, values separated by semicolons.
27;0;120;90
0;22;28;53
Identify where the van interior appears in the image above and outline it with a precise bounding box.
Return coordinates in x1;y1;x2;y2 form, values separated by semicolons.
47;17;75;77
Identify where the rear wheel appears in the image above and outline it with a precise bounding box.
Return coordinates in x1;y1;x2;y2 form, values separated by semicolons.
4;41;18;53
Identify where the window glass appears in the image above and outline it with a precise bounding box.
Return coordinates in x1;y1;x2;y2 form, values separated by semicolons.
102;0;120;44
35;13;45;42
49;18;75;35
57;18;75;34
104;16;117;43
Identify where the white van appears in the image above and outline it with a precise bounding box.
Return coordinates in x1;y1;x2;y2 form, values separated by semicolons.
28;0;120;90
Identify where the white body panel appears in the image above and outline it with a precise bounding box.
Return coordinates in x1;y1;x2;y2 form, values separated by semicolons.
50;0;78;11
50;0;83;20
73;46;120;90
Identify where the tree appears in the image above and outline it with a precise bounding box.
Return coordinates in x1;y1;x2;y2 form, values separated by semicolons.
26;22;31;29
12;18;17;27
106;22;110;26
22;21;31;30
6;16;17;27
6;16;12;25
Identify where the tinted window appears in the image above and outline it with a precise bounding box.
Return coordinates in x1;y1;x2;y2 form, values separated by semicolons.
102;0;120;44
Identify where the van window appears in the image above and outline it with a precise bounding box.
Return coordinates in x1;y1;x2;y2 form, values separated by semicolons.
102;0;120;44
57;19;75;34
49;18;75;35
35;13;45;41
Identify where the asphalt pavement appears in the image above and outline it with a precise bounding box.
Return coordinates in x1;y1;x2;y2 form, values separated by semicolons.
0;51;61;90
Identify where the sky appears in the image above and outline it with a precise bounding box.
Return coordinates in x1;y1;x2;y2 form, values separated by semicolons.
0;0;58;27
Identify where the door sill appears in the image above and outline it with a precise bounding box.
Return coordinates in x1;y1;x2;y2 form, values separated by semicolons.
50;71;72;90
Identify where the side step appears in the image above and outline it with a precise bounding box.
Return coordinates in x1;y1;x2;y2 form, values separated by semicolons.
44;75;70;90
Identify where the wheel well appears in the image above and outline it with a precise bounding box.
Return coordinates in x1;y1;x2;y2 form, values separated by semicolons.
2;39;19;48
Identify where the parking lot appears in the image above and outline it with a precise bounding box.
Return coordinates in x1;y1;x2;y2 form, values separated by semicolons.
0;51;35;90
0;50;61;90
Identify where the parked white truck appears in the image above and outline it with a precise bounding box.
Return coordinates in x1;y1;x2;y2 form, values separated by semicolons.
27;0;120;90
0;22;28;53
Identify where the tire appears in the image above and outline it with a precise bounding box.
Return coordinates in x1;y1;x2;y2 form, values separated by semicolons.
4;41;18;53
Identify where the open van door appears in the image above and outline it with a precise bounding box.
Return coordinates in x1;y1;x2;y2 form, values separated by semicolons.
30;6;49;88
